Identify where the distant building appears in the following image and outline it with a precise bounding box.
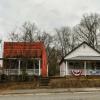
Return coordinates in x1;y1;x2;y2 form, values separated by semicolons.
60;42;100;76
2;42;48;77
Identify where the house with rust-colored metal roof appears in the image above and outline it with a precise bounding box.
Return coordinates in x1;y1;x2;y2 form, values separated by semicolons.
2;42;48;77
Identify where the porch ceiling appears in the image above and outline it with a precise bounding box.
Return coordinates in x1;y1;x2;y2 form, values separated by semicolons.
66;56;100;61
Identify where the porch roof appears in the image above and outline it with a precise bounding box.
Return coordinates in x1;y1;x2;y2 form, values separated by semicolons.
0;57;40;60
66;56;100;61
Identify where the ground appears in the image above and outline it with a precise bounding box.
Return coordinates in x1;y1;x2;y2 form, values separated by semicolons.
0;91;100;100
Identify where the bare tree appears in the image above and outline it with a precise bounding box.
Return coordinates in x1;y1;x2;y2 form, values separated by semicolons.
37;31;53;47
21;22;38;42
9;21;38;42
9;32;21;42
74;13;100;48
55;26;71;57
38;32;54;59
70;30;79;50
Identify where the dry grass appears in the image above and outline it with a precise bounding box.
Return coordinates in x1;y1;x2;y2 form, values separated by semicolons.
0;76;100;90
0;81;39;91
49;76;100;88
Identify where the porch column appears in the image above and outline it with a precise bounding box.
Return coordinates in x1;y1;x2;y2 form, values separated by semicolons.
65;61;68;75
84;61;86;76
18;60;21;75
39;59;41;76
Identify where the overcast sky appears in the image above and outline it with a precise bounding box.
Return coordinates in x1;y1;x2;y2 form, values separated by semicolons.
0;0;100;40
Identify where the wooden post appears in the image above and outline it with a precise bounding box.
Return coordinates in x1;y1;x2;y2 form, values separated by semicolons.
84;61;86;76
65;61;68;76
65;61;69;75
65;61;67;76
39;59;41;76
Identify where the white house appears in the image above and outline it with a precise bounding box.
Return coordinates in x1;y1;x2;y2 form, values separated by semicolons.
60;42;100;76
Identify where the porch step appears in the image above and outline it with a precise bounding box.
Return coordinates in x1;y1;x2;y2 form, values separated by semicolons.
39;77;50;87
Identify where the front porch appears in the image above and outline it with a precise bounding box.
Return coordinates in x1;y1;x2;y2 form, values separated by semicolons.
1;58;41;76
67;60;100;76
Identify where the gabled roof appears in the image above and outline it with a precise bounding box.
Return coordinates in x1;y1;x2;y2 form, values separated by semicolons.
59;42;100;64
65;41;100;58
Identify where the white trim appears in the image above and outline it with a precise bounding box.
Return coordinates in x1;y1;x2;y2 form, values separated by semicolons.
65;61;69;75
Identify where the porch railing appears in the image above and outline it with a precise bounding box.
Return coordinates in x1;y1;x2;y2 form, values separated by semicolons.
3;69;39;76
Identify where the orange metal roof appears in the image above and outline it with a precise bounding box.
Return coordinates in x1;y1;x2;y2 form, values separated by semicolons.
3;42;44;58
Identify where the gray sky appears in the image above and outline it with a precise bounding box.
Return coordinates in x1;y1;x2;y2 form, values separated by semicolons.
0;0;100;40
